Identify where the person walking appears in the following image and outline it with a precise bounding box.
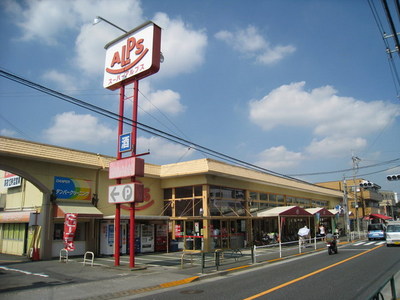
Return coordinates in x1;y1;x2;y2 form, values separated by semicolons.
319;224;326;241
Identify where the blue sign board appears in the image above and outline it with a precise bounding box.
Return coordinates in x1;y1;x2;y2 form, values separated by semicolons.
119;133;132;153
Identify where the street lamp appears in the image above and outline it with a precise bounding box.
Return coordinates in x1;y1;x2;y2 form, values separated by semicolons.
93;16;127;33
93;16;164;63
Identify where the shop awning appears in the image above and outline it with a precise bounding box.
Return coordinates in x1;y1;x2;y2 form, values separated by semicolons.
54;202;103;218
0;211;32;223
368;213;392;220
306;207;334;217
255;206;312;217
328;209;339;215
103;215;169;220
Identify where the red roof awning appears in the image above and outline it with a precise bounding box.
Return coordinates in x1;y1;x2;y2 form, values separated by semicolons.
255;206;312;217
0;211;32;223
306;208;334;216
369;213;392;220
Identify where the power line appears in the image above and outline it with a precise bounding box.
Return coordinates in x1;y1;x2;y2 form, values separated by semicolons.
369;0;400;98
1;68;306;182
287;157;400;177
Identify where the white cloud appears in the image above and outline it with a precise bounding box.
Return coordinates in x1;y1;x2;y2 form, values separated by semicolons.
153;12;208;78
139;82;185;116
257;45;296;65
43;111;115;145
305;136;367;158
215;25;295;65
255;146;304;170
42;70;77;90
73;0;144;76
0;128;17;137
137;136;195;164
249;81;400;159
249;81;400;135
7;1;207;79
4;0;78;45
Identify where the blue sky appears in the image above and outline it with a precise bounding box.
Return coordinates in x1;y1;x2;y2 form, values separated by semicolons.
1;0;400;195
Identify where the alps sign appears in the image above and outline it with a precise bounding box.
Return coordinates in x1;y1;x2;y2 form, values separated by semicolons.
103;21;161;90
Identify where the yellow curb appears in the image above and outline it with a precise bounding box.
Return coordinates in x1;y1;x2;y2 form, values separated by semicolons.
226;265;251;272
159;276;200;288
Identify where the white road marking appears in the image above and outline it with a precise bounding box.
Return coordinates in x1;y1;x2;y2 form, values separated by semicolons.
0;266;49;277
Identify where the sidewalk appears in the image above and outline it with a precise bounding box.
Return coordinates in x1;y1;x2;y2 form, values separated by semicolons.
0;239;398;299
0;241;325;300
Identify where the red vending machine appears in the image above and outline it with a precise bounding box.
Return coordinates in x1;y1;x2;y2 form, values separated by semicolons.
155;224;168;252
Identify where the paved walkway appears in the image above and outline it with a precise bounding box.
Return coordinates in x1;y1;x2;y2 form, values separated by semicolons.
0;239;398;299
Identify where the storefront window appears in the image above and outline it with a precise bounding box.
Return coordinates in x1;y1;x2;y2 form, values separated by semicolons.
53;222;86;241
163;201;172;216
176;186;193;198
194;185;202;196
260;193;268;201
173;220;203;250
175;199;193;216
250;201;260;213
286;196;295;205
269;194;276;204
296;198;310;208
2;223;25;241
209;186;246;216
163;188;172;200
163;186;203;217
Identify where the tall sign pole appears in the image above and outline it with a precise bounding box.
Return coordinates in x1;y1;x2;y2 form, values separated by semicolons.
114;85;125;266
129;79;139;268
104;21;161;268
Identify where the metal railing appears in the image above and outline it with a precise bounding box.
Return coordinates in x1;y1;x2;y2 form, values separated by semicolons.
252;236;327;263
368;271;398;300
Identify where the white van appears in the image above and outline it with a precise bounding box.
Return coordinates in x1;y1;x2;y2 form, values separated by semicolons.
385;221;400;246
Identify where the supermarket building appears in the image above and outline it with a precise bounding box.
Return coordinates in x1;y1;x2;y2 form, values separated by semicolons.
0;136;343;259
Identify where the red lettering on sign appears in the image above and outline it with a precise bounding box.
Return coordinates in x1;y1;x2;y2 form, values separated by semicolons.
107;37;147;74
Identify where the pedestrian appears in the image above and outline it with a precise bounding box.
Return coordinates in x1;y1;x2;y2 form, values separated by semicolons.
319;224;326;241
298;225;310;247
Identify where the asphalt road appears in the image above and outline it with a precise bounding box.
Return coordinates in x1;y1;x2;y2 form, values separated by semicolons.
133;241;400;300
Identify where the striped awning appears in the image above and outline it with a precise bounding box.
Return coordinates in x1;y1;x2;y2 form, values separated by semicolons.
0;211;32;223
54;202;103;218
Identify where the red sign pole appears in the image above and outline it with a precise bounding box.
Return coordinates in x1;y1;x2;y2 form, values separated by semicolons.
129;79;139;268
114;85;125;266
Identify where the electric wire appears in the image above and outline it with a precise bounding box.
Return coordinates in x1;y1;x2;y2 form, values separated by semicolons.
0;68;303;182
287;157;400;177
368;0;400;98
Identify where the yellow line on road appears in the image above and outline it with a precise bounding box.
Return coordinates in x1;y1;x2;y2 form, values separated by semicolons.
243;244;383;300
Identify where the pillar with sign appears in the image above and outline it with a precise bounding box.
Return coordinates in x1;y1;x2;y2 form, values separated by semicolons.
104;21;161;268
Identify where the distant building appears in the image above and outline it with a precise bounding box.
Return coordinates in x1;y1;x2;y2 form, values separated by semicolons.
379;190;398;220
316;179;389;231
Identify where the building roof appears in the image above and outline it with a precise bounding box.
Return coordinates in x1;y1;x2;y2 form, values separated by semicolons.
0;136;343;199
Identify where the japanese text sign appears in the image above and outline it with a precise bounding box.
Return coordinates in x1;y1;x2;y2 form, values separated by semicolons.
63;213;77;251
53;176;92;200
103;21;161;90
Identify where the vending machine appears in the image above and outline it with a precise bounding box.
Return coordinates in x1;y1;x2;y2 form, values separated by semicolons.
100;220;127;255
155;224;168;252
140;224;154;253
135;224;141;253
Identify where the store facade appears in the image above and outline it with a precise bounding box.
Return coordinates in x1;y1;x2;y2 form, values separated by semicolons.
0;137;344;258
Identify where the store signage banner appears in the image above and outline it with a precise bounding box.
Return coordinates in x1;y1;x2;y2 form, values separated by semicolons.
63;213;77;251
54;176;92;200
103;21;161;90
3;172;22;188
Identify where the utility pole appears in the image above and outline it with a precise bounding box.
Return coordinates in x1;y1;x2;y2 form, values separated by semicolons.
352;155;361;239
342;178;351;241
